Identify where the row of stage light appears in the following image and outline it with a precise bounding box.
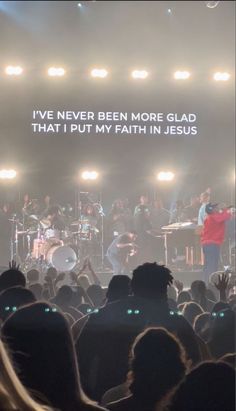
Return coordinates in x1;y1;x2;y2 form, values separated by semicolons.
0;169;175;182
1;169;235;186
3;66;231;81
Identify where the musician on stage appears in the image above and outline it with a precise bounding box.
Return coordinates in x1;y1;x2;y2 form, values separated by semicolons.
198;190;211;227
201;203;234;283
45;205;65;231
81;203;99;228
134;195;151;216
106;231;138;275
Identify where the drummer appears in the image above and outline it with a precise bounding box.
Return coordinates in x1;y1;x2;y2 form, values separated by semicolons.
44;205;66;231
81;203;99;230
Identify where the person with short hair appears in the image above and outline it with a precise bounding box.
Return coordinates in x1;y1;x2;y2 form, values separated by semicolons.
77;263;201;401
198;191;211;226
106;231;138;275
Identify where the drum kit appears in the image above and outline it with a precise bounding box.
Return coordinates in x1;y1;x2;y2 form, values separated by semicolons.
9;214;100;272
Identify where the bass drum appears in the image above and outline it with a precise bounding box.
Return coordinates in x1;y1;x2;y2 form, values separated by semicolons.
46;245;77;272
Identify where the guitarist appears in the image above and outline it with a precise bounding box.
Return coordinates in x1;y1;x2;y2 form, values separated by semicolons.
106;231;138;275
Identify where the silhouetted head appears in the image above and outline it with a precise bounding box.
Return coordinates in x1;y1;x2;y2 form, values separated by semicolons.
182;302;204;326
53;285;73;307
0;286;36;321
191;280;206;300
170;361;235;411
106;275;131;302
129;327;187;406
0;269;26;293
26;269;40;284
131;263;173;302
46;267;57;281
2;302;85;411
86;285;104;308
77;274;91;290
177;291;191;305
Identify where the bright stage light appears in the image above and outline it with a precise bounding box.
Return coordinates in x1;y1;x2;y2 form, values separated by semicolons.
174;71;190;80
131;70;149;79
77;2;82;7
157;171;175;182
0;169;17;180
91;68;108;78
205;1;220;8
5;66;23;76
81;170;99;180
213;72;230;81
48;67;65;77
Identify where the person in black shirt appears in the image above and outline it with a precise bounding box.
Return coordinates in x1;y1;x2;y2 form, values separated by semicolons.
45;205;66;231
106;231;138;275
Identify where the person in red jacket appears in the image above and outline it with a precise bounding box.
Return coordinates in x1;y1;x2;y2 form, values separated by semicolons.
201;203;232;283
201;203;233;282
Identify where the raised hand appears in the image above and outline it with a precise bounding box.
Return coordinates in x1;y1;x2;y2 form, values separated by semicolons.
9;260;20;271
214;273;229;292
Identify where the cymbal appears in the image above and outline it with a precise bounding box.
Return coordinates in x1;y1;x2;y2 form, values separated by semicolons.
71;220;89;226
40;219;51;229
29;214;39;221
91;227;99;233
146;229;164;238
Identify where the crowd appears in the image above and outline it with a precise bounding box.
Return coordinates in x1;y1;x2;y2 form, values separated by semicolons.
0;258;235;411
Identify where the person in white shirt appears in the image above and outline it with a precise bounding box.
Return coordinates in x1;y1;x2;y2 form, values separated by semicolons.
198;191;210;226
